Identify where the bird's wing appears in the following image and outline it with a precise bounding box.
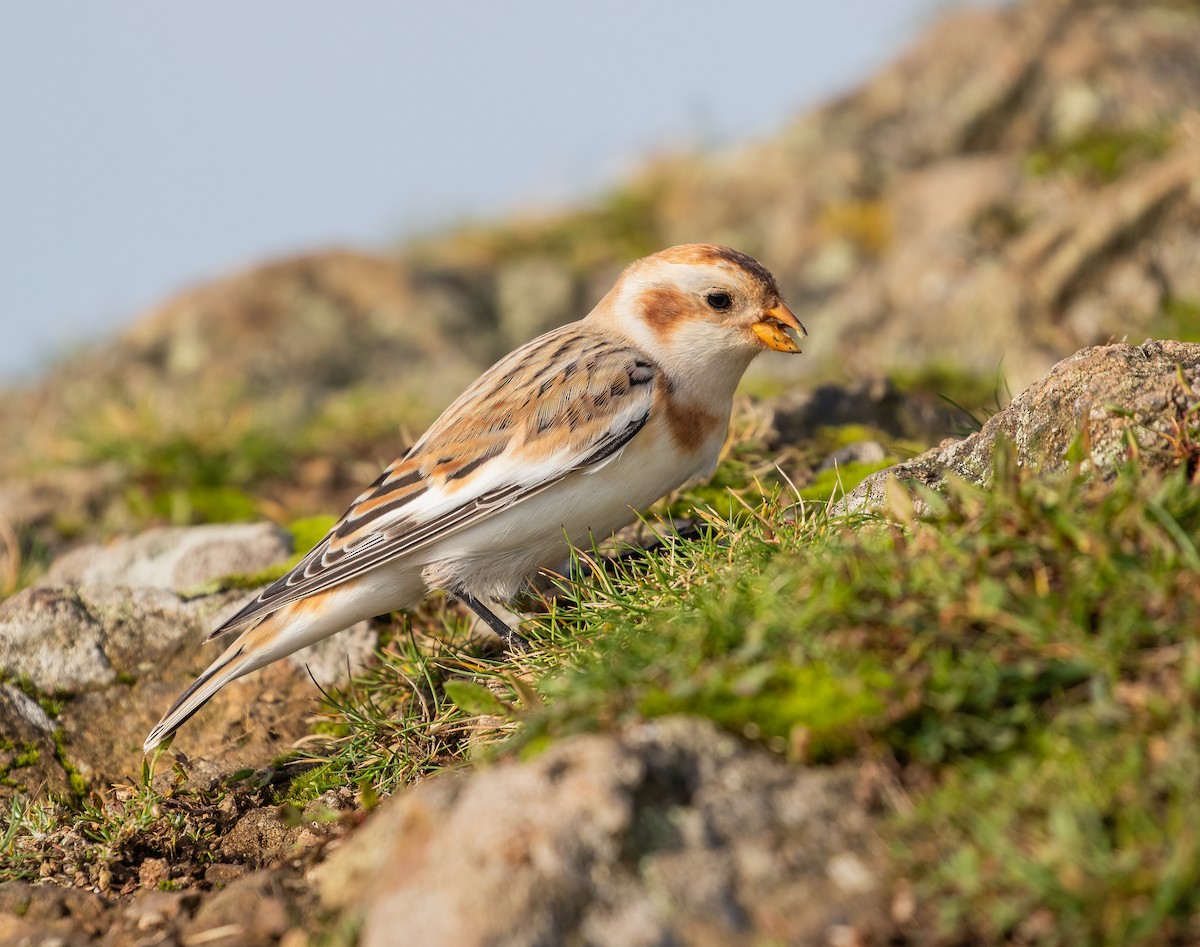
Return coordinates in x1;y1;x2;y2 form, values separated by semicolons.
208;324;658;640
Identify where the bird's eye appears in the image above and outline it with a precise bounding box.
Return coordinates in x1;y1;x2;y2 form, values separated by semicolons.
705;292;732;311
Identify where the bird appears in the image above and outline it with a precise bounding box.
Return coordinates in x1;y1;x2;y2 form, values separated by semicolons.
144;244;805;752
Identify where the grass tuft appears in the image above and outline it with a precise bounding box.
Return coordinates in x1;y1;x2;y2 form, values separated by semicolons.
283;618;529;802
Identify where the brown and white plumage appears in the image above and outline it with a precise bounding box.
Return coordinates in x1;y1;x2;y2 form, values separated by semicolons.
144;244;805;752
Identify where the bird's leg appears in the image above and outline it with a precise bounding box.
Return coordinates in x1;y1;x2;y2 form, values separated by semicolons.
458;593;531;654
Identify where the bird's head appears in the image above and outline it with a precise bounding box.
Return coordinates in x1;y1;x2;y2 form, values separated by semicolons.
592;244;805;376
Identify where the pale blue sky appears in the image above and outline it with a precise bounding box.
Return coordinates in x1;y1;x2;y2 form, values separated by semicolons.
0;1;985;381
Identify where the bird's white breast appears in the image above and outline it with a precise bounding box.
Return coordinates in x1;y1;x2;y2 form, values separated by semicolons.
417;409;724;602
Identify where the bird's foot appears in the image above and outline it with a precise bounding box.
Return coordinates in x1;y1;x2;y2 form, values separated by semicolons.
459;593;530;656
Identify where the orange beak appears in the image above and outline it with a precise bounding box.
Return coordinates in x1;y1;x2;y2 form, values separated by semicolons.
752;302;807;353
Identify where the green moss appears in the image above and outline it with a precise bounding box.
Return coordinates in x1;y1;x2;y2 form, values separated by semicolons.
51;730;87;800
281;766;336;806
289;514;338;553
11;745;39;768
640;661;891;760
818;423;888;450
798;458;894;502
0;738;40;789
148;485;260;525
1025;126;1172;183
1;676;65;719
1152;297;1200;344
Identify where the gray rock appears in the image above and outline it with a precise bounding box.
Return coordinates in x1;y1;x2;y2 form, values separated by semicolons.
0;584;218;692
0;579;379;791
41;522;292;593
32;521;376;690
842;339;1200;514
318;717;892;946
0;684;54;737
0;684;67;797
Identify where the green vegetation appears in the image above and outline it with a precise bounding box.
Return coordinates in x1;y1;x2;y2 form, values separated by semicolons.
0;765;255;890
59;382;430;535
52;730;88;800
797;458;893;502
75;400;294;526
1025;126;1173;183
0;740;41;790
1154;297;1200;344
284;620;494;802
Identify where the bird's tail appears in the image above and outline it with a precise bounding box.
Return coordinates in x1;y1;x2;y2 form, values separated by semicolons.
144;576;398;753
143;631;261;753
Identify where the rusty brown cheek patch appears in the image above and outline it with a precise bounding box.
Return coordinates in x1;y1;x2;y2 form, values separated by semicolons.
640;287;691;342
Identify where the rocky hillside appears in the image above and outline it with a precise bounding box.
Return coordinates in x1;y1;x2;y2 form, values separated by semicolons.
3;0;1200;944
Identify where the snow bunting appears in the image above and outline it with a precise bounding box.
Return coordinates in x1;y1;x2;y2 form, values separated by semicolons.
144;244;805;752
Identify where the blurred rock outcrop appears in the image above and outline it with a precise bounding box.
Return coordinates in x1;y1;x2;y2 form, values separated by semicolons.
843;339;1200;513
318;717;893;947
